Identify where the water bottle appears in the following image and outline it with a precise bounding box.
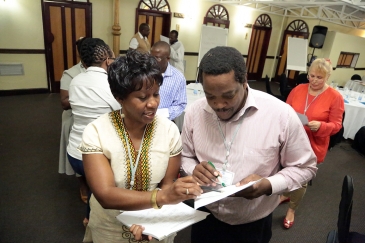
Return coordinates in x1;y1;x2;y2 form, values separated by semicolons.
358;90;364;102
193;80;198;95
345;88;350;99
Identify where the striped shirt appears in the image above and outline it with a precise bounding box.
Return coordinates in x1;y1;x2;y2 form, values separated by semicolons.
181;85;317;225
158;63;187;120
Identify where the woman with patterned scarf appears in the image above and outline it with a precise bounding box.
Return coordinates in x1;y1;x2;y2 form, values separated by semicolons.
79;50;201;243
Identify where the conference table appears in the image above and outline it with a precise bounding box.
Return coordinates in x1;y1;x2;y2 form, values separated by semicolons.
174;83;205;131
338;89;365;139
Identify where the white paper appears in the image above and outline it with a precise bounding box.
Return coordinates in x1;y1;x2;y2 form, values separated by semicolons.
116;202;209;241
157;108;169;118
296;112;309;125
194;179;262;209
160;35;169;44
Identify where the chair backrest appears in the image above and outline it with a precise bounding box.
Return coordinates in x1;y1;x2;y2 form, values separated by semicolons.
264;75;274;95
279;73;293;101
351;74;362;81
279;73;287;97
296;73;309;85
328;111;345;150
337;175;354;243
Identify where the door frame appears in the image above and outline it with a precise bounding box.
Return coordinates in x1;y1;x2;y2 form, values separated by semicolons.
41;0;92;93
246;14;272;81
135;9;171;47
275;19;309;86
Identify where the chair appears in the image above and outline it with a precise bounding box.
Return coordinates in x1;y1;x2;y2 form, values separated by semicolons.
279;73;293;102
326;175;365;243
296;73;309;85
328;111;345;151
264;75;286;102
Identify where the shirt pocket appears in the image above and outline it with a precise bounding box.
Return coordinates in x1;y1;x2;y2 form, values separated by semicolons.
241;146;280;175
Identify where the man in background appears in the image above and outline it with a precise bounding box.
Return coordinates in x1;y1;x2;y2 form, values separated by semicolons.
129;23;151;53
169;30;185;74
151;41;187;121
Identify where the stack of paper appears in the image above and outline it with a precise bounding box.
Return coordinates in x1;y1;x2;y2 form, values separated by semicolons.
116;180;261;240
116;202;209;241
194;179;262;209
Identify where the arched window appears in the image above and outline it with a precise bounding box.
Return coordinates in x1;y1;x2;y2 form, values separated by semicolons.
254;14;272;28
138;0;170;12
286;19;309;32
203;4;230;28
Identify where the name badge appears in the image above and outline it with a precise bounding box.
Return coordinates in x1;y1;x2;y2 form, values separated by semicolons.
217;169;234;186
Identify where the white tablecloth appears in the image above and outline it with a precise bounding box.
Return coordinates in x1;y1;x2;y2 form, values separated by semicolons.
338;90;365;139
174;83;205;131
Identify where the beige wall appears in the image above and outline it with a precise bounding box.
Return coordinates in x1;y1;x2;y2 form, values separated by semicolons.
1;0;365;91
0;0;46;90
286;17;365;86
322;31;365;86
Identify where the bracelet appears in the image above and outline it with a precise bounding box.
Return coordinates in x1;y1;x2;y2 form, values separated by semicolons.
151;188;162;209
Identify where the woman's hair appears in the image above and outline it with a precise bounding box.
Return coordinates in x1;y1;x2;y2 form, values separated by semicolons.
75;37;89;54
309;58;332;77
108;50;163;100
79;38;113;67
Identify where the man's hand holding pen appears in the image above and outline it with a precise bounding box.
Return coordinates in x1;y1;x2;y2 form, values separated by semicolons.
192;161;223;187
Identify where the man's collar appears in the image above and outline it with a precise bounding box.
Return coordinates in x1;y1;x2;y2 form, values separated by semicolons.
162;63;172;77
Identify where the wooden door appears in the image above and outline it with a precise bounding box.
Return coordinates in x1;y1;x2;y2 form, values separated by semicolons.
135;1;171;47
42;1;92;93
275;19;309;86
246;14;272;81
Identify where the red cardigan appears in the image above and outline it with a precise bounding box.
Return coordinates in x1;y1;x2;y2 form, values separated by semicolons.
286;84;344;163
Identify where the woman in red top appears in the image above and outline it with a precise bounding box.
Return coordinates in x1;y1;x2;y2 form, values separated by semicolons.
281;58;344;229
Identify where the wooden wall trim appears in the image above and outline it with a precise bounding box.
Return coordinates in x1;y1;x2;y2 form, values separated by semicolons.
2;49;365;71
0;49;45;54
0;88;49;96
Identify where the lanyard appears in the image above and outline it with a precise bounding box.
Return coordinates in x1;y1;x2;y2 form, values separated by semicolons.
217;116;244;171
122;117;147;190
304;88;324;114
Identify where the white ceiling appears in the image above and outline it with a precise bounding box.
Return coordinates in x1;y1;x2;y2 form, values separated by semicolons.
206;0;365;29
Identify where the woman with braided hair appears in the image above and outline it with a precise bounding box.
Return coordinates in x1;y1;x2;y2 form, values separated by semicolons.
58;37;89;204
67;38;121;226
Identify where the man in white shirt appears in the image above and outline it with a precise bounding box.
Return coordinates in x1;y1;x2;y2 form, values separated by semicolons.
169;30;185;74
129;23;151;53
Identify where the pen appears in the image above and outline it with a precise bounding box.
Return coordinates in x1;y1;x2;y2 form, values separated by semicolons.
207;161;226;187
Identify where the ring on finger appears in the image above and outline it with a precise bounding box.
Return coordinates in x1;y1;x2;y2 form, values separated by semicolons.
186;188;189;195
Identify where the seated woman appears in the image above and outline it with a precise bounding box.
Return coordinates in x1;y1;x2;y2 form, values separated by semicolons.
79;50;201;243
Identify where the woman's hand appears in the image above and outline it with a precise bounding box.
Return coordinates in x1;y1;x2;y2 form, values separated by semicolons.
192;161;221;186
158;176;202;206
129;224;153;241
307;120;321;132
